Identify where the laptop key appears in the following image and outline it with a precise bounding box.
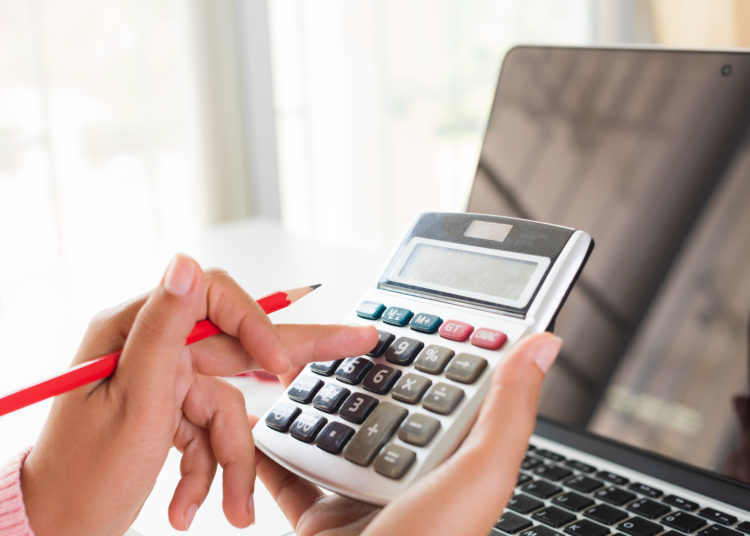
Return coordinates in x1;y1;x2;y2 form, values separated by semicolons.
564;519;610;536
626;499;670;520
496;511;534;534
564;459;596;474
523;455;544;470
627;483;663;499
595;486;637;506
698;509;738;527
523;480;562;499
737;522;750;535
535;464;573;482
553;491;595;512
508;493;545;515
663;495;700;512
522;526;565;536
617;517;662;536
697;525;743;536
565;475;605;493
662;510;708;533
596;471;629;486
518;473;533;486
584;504;629;526
532;506;577;528
536;449;566;462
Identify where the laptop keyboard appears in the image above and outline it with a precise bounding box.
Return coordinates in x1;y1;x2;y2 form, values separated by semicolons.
490;444;750;536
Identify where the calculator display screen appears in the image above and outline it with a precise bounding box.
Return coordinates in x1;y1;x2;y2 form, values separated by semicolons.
390;239;550;309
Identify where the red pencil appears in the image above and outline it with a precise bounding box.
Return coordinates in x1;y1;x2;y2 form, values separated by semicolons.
0;284;321;417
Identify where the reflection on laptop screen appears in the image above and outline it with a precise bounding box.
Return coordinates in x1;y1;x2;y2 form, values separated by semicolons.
467;46;750;485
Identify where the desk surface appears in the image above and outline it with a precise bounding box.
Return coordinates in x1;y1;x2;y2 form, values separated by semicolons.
0;218;385;535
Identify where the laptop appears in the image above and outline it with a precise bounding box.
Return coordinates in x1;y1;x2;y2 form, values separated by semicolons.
466;45;750;534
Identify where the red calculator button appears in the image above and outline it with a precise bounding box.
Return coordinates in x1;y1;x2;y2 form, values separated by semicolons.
438;320;474;342
470;328;507;350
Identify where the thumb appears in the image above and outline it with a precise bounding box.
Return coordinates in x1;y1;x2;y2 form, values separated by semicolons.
111;253;204;405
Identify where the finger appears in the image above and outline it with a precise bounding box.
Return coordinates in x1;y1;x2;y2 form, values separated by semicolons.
201;269;289;374
111;254;204;404
182;375;255;528
364;333;562;536
188;323;378;377
254;449;325;527
169;417;218;531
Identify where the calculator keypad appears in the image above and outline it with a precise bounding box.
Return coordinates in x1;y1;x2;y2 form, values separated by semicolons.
265;299;510;482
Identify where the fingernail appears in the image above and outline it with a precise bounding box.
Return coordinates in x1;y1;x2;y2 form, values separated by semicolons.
532;335;562;373
164;254;195;297
184;503;197;530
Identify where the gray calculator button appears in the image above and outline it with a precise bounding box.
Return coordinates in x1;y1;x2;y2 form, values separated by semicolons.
422;382;464;415
343;401;408;466
398;413;440;446
444;353;488;384
413;345;455;374
374;443;416;479
391;373;432;404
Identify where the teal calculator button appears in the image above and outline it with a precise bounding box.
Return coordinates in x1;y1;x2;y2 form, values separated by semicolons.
410;313;443;334
356;300;386;320
382;306;413;326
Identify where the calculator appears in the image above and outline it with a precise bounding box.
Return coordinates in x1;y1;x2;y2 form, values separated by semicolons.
253;212;593;505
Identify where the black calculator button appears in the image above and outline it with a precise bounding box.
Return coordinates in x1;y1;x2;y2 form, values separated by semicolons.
391;373;432;404
287;375;324;404
356;300;386;320
362;364;402;394
316;421;355;454
367;330;395;357
444;353;487;384
374;443;416;479
310;359;343;376
617;517;663;536
413;344;455;374
409;312;443;334
563;520;609;536
343;401;408;466
339;392;379;423
381;306;413;326
289;411;327;443
398;413;440;446
265;402;301;432
422;382;464;415
532;506;576;528
335;357;373;385
384;337;424;366
312;383;351;413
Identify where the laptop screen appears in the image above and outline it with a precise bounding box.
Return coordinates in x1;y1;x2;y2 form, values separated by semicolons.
467;46;750;485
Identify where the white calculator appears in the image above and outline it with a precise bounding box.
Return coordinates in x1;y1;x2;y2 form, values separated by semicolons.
253;212;593;505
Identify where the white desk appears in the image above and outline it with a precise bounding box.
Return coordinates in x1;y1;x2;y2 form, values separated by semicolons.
0;218;386;535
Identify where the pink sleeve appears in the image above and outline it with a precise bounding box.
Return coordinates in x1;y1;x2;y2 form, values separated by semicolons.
0;449;34;536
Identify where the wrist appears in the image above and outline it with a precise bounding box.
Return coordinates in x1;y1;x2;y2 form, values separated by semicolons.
0;447;35;536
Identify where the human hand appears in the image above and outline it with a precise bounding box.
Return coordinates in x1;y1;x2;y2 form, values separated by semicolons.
20;254;378;535
254;332;562;536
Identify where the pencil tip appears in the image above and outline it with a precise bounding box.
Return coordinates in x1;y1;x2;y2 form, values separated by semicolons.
310;283;322;290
